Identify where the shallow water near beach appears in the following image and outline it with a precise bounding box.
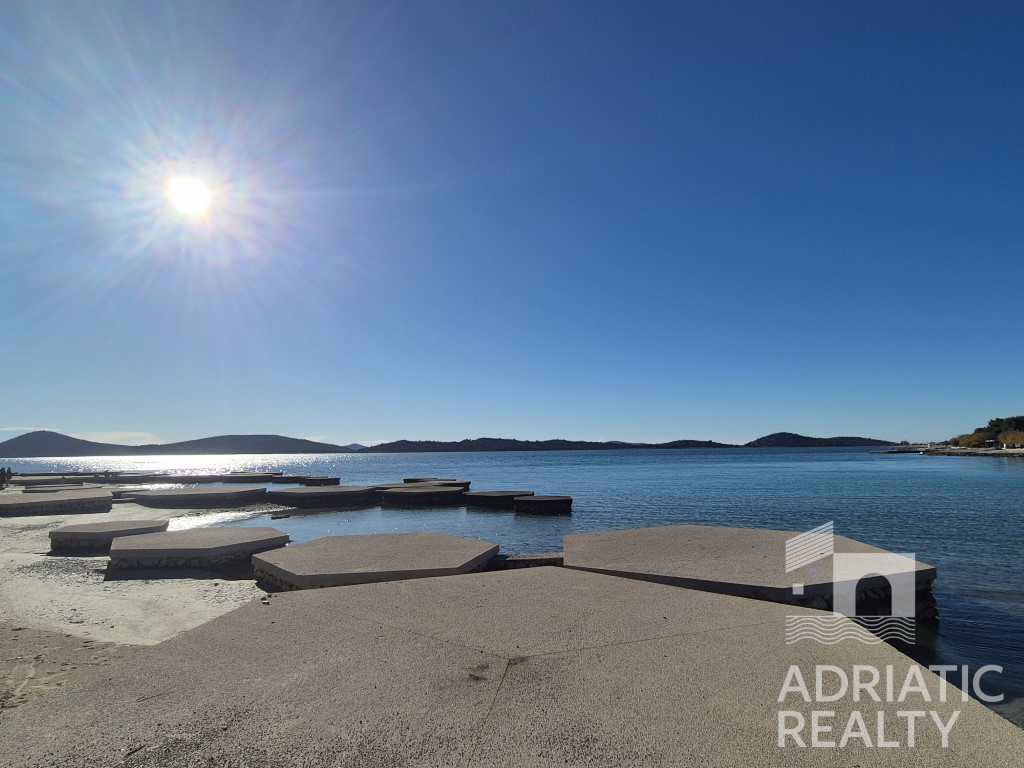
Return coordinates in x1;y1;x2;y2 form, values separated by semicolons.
14;447;1024;724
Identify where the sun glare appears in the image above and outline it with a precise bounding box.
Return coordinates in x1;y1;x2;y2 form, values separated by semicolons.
166;175;212;217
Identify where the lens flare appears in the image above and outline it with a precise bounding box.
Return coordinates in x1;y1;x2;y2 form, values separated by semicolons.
166;175;212;217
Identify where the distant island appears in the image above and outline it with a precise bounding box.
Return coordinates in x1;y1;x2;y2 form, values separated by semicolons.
0;430;895;458
0;431;355;458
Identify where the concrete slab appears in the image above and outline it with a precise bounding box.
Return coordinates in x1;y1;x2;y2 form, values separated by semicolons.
49;519;169;553
266;486;377;508
268;475;311;484
1;567;1019;767
21;483;104;493
563;524;936;611
379;485;466;506
108;527;289;570
514;495;572;514
0;490;113;516
301;476;341;486
220;472;278;483
252;532;499;589
130;486;268;509
464;490;535;508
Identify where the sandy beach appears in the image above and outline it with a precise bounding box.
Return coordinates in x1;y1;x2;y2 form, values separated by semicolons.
0;490;265;716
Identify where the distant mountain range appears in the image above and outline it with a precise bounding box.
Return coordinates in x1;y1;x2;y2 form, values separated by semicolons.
0;430;894;458
0;431;354;458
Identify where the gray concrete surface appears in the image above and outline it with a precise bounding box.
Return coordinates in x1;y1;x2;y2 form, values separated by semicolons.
49;520;169;553
266;486;377;508
252;532;499;589
563;524;936;607
131;486;268;509
0;567;1019;767
108;527;289;570
0;490;113;516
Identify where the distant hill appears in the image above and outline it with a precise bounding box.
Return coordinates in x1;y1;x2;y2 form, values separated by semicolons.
0;430;137;458
743;432;895;448
0;431;353;458
344;443;368;451
361;437;735;452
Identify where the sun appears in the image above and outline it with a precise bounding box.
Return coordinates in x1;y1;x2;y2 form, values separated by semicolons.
166;175;212;217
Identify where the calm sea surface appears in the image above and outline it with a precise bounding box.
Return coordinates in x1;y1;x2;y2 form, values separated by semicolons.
12;447;1024;724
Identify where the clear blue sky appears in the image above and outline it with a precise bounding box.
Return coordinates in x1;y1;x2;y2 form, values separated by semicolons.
1;1;1021;446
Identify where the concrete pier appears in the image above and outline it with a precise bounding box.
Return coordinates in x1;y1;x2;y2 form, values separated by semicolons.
513;495;573;514
49;520;169;553
108;528;289;570
0;490;113;516
252;532;499;589
563;524;937;615
266;485;377;508
379;485;467;506
301;476;341;486
130;486;268;509
464;490;535;508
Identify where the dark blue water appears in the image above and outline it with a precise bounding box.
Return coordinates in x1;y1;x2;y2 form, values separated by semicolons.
13;447;1024;724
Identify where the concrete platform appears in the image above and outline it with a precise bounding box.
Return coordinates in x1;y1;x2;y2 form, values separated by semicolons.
563;524;936;611
464;490;535;508
379;485;467;506
108;527;289;570
221;472;279;483
22;483;103;493
403;477;449;483
49;519;169;553
1;567;1019;767
268;475;311;484
301;476;341;486
252;532;499;589
266;486;377;508
9;475;88;487
514;495;572;514
0;489;113;516
130;486;268;509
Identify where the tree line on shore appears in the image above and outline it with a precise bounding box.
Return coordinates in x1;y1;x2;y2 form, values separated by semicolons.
948;416;1024;448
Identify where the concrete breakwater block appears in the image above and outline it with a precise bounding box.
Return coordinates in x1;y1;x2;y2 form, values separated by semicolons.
0;490;113;516
49;520;169;553
4;566;1020;767
513;495;572;514
268;475;311;484
220;472;279;483
130;486;268;509
9;475;88;487
301;476;341;486
252;532;499;589
563;524;937;613
22;483;103;493
464;491;535;509
379;485;467;506
266;486;378;508
108;527;289;570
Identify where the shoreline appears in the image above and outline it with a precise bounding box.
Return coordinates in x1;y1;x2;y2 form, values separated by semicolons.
0;490;267;717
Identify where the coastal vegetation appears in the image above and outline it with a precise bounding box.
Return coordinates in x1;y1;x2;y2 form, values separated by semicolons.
948;416;1024;448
